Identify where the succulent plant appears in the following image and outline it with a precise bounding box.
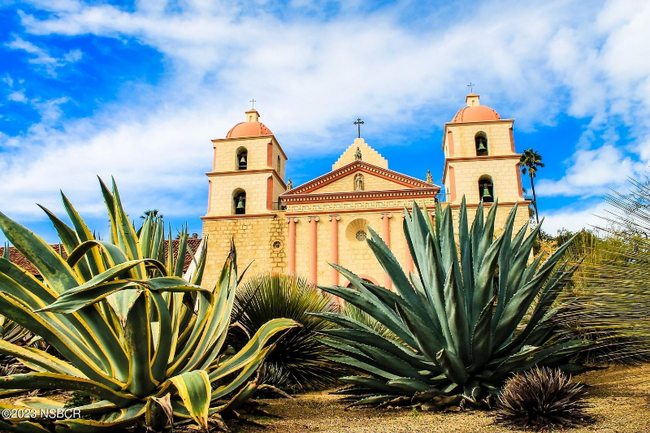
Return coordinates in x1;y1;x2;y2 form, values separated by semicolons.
231;273;342;393
496;366;592;431
0;178;297;432
316;198;589;409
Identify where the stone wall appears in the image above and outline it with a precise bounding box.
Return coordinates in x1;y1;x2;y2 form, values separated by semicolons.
201;213;287;289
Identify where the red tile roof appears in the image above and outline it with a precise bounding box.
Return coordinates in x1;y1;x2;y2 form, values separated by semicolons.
0;238;203;279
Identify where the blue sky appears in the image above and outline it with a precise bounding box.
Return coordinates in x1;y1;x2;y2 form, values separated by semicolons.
1;0;649;244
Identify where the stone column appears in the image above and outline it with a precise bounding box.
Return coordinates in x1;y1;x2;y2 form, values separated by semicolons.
329;215;340;286
308;216;319;285
404;212;414;274
381;213;392;290
287;218;298;275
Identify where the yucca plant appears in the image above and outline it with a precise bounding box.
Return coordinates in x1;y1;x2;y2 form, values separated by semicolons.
231;273;341;393
496;366;591;431
0;178;297;432
316;198;588;409
554;178;650;363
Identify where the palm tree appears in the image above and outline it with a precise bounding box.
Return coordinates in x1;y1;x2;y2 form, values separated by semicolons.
520;148;545;224
140;209;163;220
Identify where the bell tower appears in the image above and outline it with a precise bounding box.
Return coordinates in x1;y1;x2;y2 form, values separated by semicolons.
201;107;290;289
205;108;287;217
442;93;525;206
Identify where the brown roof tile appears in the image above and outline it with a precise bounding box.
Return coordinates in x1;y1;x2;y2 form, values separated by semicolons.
1;238;203;279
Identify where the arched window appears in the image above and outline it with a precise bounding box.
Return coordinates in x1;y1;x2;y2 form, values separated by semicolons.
475;132;488;156
233;189;246;214
236;147;248;170
478;175;494;203
277;155;281;173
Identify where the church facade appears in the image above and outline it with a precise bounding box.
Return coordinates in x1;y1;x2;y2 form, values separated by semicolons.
201;94;530;289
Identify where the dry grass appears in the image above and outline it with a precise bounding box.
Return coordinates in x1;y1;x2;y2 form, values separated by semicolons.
233;364;650;433
1;365;648;432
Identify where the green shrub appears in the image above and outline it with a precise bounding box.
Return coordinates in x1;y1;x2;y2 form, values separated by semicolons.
316;199;588;409
231;273;342;393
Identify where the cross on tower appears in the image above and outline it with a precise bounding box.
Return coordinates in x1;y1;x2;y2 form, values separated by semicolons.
250;99;257;109
354;118;364;138
467;83;475;93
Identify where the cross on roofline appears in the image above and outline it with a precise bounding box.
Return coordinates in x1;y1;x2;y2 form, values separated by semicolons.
354;118;364;138
250;98;257;109
467;82;475;93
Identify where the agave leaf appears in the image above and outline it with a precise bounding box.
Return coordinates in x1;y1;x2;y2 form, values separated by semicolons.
145;394;173;432
111;178;145;279
168;371;211;431
36;281;139;314
319;275;418;348
0;293;124;389
211;346;271;401
494;235;577;349
149;291;173;384
209;318;298;382
0;340;82;377
0;373;136;406
67;240;129;270
61;192;106;277
435;348;468;385
57;403;146;432
0;416;50;433
387;377;431;393
393;301;443;361
470;296;497;371
37;204;93;281
458;197;474;309
125;291;158;396
0;211;81;294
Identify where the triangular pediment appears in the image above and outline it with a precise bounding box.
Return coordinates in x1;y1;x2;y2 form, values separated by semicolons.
282;161;438;198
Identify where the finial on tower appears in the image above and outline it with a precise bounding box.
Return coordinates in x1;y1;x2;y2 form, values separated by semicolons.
467;82;475;93
426;170;433;185
250;98;257;109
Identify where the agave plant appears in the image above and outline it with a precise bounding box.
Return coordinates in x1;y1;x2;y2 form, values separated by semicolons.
231;273;341;393
316;199;588;409
0;178;297;432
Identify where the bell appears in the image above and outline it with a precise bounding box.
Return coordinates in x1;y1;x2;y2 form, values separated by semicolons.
239;155;247;164
482;185;492;199
236;198;245;209
477;140;487;151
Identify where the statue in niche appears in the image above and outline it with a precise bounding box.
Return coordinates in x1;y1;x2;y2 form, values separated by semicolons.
354;147;362;161
286;178;293;190
354;174;364;191
426;170;433;185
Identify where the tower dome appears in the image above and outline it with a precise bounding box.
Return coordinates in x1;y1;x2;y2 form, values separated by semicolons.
451;93;501;122
226;109;273;138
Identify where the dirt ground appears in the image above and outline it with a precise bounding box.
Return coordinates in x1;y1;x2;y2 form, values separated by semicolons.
232;364;650;433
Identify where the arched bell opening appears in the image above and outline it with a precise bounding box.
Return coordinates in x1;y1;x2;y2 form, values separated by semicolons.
233;189;246;215
478;175;494;203
475;132;489;156
236;147;248;170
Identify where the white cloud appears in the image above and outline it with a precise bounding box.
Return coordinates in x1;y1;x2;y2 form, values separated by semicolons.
536;145;640;198
1;0;650;226
7;91;27;102
542;201;609;235
5;35;82;76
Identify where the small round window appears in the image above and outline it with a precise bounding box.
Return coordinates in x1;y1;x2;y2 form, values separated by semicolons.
272;241;282;249
355;230;367;242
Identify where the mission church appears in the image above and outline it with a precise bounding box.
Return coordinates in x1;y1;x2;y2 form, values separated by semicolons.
200;93;530;289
